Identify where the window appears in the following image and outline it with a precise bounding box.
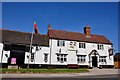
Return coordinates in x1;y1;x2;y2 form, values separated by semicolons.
77;55;86;63
31;53;34;62
44;54;48;62
99;56;106;62
57;54;67;63
79;43;85;48
57;40;65;47
97;44;104;50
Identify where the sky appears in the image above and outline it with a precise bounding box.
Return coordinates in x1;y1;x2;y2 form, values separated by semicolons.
2;2;118;53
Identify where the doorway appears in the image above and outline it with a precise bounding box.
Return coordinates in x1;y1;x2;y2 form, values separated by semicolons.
7;44;26;65
92;56;97;67
9;50;25;65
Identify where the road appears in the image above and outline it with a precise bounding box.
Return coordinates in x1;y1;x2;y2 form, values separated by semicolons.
1;74;118;80
1;78;118;80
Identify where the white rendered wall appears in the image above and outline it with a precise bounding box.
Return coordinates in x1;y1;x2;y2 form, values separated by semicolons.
2;50;10;63
49;39;114;67
49;39;68;65
34;46;50;64
0;43;3;63
24;46;50;65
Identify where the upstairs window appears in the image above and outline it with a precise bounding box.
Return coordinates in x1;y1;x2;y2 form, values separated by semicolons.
79;43;86;48
97;44;104;50
57;40;65;47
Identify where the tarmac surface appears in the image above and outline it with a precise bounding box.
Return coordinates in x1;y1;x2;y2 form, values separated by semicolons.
0;68;119;80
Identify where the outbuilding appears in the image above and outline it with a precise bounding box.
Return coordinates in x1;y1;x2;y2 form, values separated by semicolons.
114;53;120;68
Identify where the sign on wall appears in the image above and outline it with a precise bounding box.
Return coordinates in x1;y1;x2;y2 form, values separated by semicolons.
108;48;113;56
67;41;77;51
11;58;16;64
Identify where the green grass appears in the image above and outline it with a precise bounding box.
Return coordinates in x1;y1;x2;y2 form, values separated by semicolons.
0;68;89;73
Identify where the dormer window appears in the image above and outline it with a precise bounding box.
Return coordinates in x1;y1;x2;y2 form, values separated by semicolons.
79;42;85;48
57;40;65;47
97;44;104;50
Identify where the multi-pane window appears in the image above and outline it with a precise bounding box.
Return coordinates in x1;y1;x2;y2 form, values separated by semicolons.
57;40;65;47
57;54;67;63
99;56;106;62
44;54;48;62
31;53;34;62
97;44;104;50
77;55;86;63
79;43;86;48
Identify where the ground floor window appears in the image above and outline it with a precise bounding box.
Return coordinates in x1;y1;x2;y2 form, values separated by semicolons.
99;56;106;62
57;54;67;63
44;53;48;62
31;53;35;62
77;55;86;63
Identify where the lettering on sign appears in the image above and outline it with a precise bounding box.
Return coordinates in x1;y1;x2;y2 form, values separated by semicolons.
68;41;77;50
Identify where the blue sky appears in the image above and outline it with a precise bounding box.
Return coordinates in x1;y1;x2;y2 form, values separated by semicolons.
2;2;118;53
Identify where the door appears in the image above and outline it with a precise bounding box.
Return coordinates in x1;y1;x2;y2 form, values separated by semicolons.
8;50;25;65
92;56;97;67
68;51;77;64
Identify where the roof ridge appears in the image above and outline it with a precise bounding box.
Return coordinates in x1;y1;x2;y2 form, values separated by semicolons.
50;29;83;34
49;29;112;45
50;29;106;37
0;28;48;35
1;28;32;34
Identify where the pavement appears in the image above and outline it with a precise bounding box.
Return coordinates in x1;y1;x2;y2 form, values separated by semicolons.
0;68;119;79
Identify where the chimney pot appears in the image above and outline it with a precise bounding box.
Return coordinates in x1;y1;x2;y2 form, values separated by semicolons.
84;25;91;37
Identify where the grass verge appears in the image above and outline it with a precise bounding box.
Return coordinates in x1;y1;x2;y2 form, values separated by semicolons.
0;68;89;74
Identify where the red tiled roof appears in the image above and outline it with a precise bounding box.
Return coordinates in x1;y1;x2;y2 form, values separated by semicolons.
48;29;112;45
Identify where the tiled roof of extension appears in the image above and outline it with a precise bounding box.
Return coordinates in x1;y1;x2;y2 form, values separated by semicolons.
48;29;112;45
0;29;49;46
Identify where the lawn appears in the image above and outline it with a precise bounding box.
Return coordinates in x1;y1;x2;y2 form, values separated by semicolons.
0;68;89;73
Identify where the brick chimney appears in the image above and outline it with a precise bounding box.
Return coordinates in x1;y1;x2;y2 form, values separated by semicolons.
48;24;51;30
84;24;91;37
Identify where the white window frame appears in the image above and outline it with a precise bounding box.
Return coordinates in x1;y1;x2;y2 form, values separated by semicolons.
98;44;104;50
79;42;86;49
99;56;106;62
57;40;65;47
31;53;35;62
57;54;67;63
44;53;48;62
77;55;86;63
